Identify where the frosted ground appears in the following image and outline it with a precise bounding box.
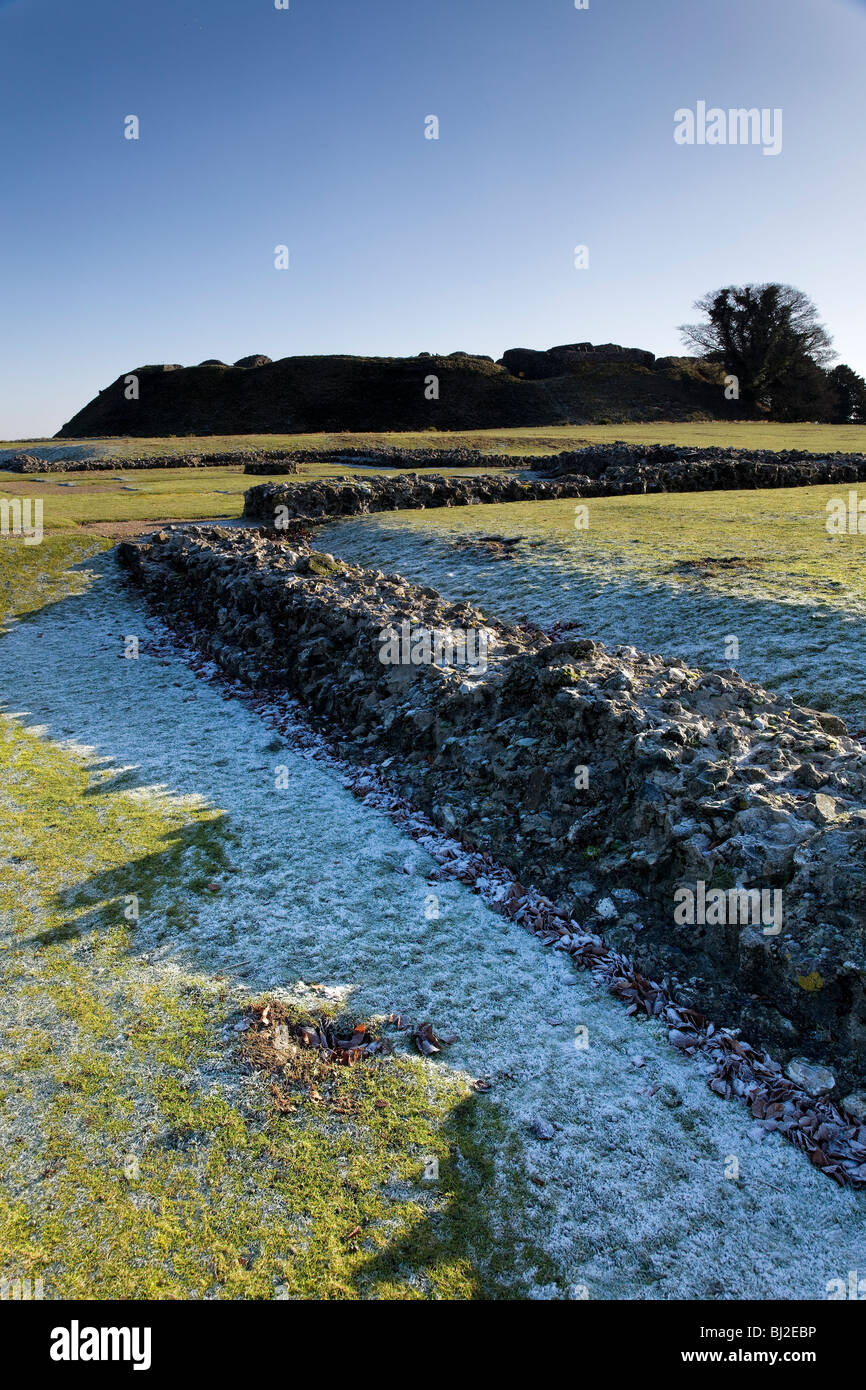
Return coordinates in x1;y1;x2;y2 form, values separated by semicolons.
318;483;866;727
0;444;115;466
1;550;864;1298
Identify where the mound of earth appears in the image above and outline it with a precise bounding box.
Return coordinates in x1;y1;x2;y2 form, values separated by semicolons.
56;345;736;438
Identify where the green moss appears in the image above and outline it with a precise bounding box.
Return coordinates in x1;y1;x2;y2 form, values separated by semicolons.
304;551;346;576
711;867;738;890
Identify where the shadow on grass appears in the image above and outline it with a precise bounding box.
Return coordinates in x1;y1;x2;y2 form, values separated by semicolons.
352;1090;553;1300
0;547;559;1297
21;816;231;952
237;1001;556;1299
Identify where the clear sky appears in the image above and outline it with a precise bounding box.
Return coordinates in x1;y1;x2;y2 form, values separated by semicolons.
1;0;864;438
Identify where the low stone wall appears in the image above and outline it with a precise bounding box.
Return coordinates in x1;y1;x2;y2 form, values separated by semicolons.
118;525;866;1092
243;471;586;522
536;442;866;490
242;445;866;524
7;450;301;475
243;446;538;474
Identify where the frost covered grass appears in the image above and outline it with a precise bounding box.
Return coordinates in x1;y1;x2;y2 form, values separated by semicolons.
3;467;866;1297
318;483;866;725
0;715;549;1299
2;550;866;1299
0;545;555;1299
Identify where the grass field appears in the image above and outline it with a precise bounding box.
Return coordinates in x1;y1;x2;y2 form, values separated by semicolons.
0;461;495;539
4;420;866;460
2;422;865;543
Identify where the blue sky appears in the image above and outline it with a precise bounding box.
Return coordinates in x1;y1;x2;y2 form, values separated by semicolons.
1;0;864;438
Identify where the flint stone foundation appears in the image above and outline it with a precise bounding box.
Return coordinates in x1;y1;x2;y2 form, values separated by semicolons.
7;450;301;475
243;445;866;524
118;526;866;1089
